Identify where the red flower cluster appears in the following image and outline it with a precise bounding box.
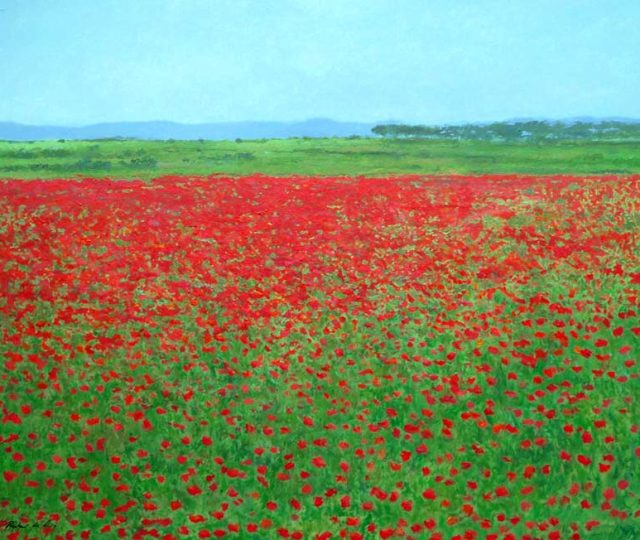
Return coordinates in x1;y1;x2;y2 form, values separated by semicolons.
1;174;638;538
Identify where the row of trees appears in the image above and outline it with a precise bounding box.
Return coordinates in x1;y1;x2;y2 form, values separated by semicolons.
371;120;640;141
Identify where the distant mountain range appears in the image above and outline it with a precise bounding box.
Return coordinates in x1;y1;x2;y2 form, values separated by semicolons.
0;119;376;141
1;118;640;142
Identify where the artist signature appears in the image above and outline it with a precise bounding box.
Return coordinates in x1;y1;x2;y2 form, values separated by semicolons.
1;518;57;530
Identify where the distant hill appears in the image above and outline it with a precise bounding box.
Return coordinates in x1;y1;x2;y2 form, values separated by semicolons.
3;118;640;142
371;119;640;142
0;119;376;141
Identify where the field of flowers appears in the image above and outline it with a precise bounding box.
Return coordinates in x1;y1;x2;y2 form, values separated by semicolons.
1;174;639;539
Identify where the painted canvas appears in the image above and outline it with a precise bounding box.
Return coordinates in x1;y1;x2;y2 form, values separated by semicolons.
1;1;639;539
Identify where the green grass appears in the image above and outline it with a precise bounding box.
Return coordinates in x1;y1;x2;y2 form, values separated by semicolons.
1;138;640;179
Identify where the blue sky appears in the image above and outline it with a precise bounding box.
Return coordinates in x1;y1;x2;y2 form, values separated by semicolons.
1;0;639;125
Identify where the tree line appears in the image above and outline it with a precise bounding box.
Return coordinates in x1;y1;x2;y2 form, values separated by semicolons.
371;120;640;141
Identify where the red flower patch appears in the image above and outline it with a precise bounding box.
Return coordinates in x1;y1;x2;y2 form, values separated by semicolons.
0;173;637;537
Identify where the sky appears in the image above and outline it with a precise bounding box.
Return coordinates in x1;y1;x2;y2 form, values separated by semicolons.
1;0;639;125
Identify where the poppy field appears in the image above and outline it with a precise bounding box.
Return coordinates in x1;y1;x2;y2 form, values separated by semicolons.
1;173;639;539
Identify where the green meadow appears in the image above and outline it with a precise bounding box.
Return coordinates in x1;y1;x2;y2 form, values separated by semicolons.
1;138;640;179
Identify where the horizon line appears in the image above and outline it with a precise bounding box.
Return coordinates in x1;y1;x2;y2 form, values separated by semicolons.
3;116;640;128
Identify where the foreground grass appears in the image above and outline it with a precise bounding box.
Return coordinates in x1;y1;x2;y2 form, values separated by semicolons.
1;138;640;179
